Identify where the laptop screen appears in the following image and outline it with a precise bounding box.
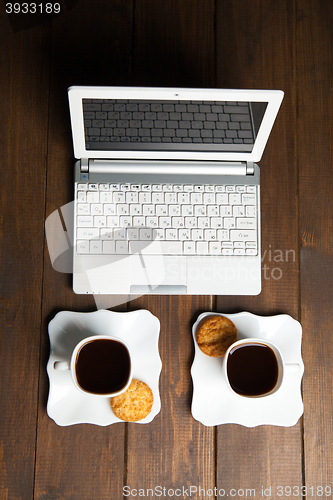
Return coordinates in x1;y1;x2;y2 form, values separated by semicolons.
69;87;283;162
82;98;268;154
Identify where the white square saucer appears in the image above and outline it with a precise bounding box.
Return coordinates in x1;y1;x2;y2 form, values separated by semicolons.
191;312;304;427
47;309;161;426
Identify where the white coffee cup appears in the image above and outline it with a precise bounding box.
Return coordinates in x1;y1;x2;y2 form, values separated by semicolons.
53;335;132;397
222;338;300;398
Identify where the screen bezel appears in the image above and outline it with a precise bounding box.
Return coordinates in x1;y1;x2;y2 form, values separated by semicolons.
68;86;283;163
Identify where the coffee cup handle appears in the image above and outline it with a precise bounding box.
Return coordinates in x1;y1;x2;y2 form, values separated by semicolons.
53;361;70;371
285;363;301;373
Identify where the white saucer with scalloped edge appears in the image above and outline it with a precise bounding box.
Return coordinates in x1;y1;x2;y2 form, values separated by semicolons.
47;309;161;426
191;312;304;427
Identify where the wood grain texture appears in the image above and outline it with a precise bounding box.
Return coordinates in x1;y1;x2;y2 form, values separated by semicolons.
215;1;303;497
132;0;216;88
1;0;332;498
33;2;134;499
126;295;214;493
125;2;216;494
296;0;333;491
0;10;51;500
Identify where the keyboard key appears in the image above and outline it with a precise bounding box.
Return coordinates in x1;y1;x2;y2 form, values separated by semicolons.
77;203;90;214
77;240;89;253
166;229;178;240
211;217;223;228
114;228;126;239
184;241;195;253
197;241;209;254
103;241;116;253
127;229;139;240
90;240;102;253
172;217;185;228
181;205;194;216
234;248;246;255
179;229;191;240
104;204;117;215
223;217;236;228
185;217;197;228
120;216;133;227
192;229;203;240
207;205;219;216
217;229;229;240
198;217;210;228
242;194;256;205
117;204;130;215
115;241;128;253
86;192;99;203
233;205;245;216
195;205;206;216
100;192;113;203
236;218;256;229
169;205;181;216
229;193;241;204
230;229;256;241
246;248;258;255
94;216;107;227
204;229;217;240
209;242;221;254
106;216;119;227
130;240;182;254
216;193;228;204
165;194;178;206
191;192;203;204
77;228;99;239
140;228;153;240
100;228;113;239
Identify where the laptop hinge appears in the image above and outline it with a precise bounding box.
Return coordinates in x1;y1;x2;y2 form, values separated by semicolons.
246;162;254;175
80;158;89;172
88;159;248;176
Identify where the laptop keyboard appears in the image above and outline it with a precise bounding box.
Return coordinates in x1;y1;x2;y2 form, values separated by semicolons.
75;182;258;256
83;99;254;148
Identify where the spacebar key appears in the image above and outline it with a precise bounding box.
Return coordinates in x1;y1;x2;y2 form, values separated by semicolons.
230;229;257;241
129;240;183;254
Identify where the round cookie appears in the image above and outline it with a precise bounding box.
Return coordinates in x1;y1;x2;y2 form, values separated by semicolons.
110;379;154;422
196;315;238;357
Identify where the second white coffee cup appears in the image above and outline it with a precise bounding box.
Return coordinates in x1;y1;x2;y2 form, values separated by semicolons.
222;338;299;398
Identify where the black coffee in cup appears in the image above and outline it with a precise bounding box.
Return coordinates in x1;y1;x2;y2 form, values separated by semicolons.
75;338;131;395
227;342;279;396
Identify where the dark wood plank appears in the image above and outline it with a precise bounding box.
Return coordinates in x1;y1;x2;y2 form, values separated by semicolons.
0;8;51;500
125;0;216;493
33;2;135;499
131;0;216;87
4;0;331;497
296;0;333;491
215;1;303;496
126;295;214;493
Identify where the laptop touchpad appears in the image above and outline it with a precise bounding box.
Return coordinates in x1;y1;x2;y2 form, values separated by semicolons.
130;255;187;291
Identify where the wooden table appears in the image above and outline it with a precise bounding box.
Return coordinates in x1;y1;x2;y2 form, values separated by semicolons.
1;1;332;498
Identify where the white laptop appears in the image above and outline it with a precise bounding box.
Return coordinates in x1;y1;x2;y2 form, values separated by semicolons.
68;86;283;296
